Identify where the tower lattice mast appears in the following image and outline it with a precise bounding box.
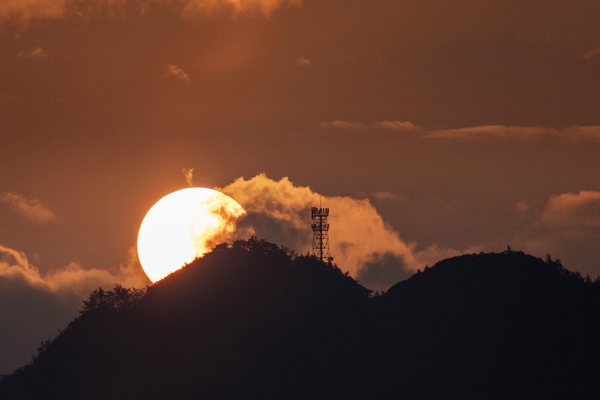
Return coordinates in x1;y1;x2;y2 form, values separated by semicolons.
311;206;332;262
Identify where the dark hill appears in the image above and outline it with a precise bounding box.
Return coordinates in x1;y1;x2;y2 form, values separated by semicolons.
1;241;599;399
372;251;600;398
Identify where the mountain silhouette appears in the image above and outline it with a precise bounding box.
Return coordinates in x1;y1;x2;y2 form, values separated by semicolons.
1;239;599;399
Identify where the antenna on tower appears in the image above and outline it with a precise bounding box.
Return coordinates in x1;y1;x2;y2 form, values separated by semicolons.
311;204;332;263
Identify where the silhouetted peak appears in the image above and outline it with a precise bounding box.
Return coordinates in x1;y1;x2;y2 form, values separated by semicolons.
385;250;595;299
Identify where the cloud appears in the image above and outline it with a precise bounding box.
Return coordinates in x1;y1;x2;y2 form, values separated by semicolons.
1;192;58;224
219;174;475;290
375;120;421;131
179;0;301;16
583;46;600;61
317;123;600;143
319;120;364;129
540;191;600;229
0;0;68;22
17;47;47;59
295;56;312;67
0;245;150;299
511;191;600;274
182;167;194;187
424;125;556;142
319;120;421;132
164;64;190;83
0;0;301;24
370;191;407;202
413;244;483;268
424;125;600;143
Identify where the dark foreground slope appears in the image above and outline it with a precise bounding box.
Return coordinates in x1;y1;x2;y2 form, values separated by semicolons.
1;241;600;399
372;251;600;398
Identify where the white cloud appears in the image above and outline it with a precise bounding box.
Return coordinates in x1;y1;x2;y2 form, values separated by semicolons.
1;192;58;224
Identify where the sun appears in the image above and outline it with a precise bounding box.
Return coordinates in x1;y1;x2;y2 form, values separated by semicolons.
137;188;246;283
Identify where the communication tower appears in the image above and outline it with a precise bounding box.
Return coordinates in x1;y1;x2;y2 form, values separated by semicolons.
311;206;332;262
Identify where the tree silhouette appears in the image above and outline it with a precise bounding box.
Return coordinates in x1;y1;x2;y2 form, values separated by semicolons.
80;284;146;314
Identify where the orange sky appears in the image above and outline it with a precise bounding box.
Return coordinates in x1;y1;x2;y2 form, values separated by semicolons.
1;0;600;373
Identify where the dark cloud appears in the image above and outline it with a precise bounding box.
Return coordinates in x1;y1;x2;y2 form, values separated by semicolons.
356;252;412;291
0;279;79;374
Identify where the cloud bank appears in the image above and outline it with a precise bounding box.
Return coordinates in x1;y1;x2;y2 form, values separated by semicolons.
1;192;58;223
219;174;473;290
0;245;150;299
0;0;301;23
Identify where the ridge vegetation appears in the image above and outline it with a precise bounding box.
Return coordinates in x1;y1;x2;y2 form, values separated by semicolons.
1;239;599;399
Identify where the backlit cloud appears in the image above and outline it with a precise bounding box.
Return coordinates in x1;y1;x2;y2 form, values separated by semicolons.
0;245;149;298
17;47;47;59
1;192;58;224
219;174;474;290
370;191;407;202
375;120;421;131
512;191;600;275
424;125;600;143
0;0;301;23
541;191;600;229
0;0;67;22
182;167;194;186
320;120;421;132
295;56;312;67
180;0;301;16
164;64;190;83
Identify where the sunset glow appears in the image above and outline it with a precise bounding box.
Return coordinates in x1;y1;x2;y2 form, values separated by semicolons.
3;0;600;376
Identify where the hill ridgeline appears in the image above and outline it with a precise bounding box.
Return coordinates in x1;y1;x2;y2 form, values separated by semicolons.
1;238;599;399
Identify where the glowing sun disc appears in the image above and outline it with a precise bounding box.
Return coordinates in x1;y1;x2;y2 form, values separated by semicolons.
137;188;245;283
